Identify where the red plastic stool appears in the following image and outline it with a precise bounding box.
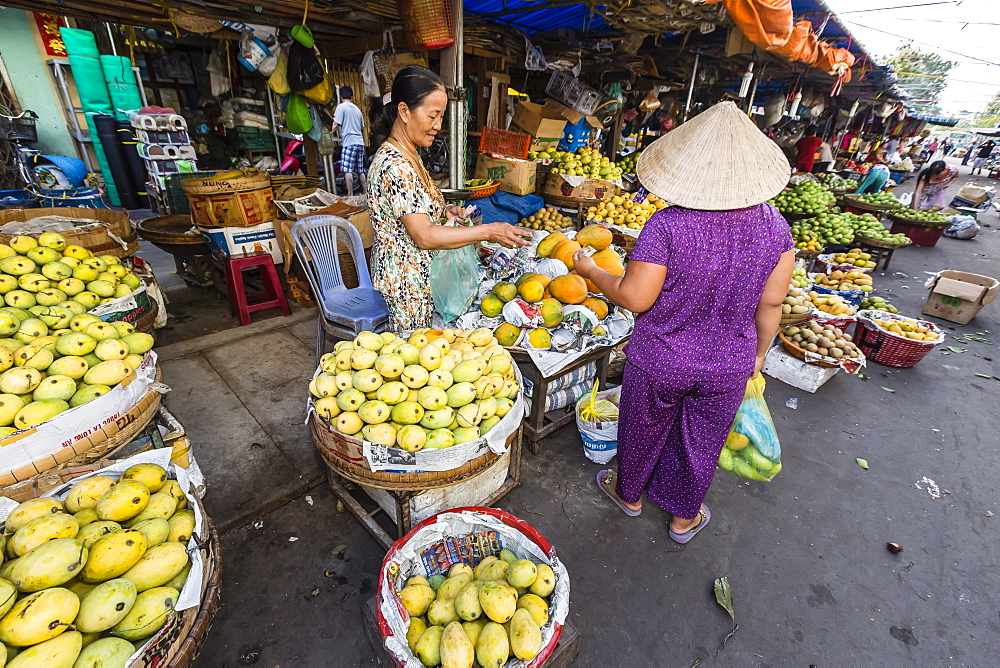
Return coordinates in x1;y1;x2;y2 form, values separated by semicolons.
224;253;292;326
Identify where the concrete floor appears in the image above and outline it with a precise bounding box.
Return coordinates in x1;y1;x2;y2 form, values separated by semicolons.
139;160;1000;666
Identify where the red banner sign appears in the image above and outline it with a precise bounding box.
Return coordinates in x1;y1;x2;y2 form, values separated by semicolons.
33;12;67;57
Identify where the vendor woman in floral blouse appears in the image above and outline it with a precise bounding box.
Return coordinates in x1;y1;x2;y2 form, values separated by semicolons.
367;66;531;331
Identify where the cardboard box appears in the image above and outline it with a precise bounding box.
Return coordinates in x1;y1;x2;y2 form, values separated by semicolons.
199;222;283;265
923;270;999;324
543;100;602;152
475;154;537;196
953;183;991;206
510;102;568;152
544;172;620;200
763;345;840;393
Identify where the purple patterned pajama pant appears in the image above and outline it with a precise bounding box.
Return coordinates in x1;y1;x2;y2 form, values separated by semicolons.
615;362;748;520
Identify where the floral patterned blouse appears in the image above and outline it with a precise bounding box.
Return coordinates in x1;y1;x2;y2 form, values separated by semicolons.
366;144;444;331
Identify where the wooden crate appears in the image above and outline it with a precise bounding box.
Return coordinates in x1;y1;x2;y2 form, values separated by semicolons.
327;426;523;550
361;596;582;667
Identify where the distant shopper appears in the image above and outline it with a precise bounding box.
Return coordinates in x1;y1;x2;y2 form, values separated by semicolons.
884;136;900;157
973;139;996;176
794;125;823;172
853;158;890;195
814;139;834;173
912;160;959;211
963;141;978;166
941;140;954;156
332;86;367;196
922;138;939;160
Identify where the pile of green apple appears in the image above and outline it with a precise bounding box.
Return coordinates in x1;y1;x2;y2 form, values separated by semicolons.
0;233;142;316
769;180;837;214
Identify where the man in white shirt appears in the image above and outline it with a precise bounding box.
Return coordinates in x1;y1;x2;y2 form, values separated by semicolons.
332;86;367;196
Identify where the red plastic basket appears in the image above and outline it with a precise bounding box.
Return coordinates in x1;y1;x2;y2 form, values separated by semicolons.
397;0;455;50
888;218;947;247
852;311;944;367
377;507;565;667
479;126;531;160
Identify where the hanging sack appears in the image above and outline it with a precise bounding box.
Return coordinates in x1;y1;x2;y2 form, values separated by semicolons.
717;375;782;481
286;40;325;92
285;94;313;134
268;48;291;95
301;63;333;105
429;237;479;323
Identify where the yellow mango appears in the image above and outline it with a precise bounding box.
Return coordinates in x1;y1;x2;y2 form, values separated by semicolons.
454;581;484;621
109;586;177;642
66;580;97;600
10;538;87;592
440;621;475;668
508;608;542;660
123;492;177;527
505;560;537;589
427;597;459;626
75;578;137;633
166;562;192;592
436;573;471;600
119;464;167;493
131;518;170;548
6;630;81;668
0;558;17;581
121;542;188;592
0;588;79;646
0;578;15;617
76;521;121;549
478;582;516;623
79;530;146;583
529;563;555;597
72;637;135;668
414;625;443;666
517;593;549;627
64;476;115;514
448;563;473;580
398;584;435;617
95;482;150;523
461;619;486;648
475;621;510;668
9;513;78;557
73;508;99;527
158;481;187;510
406;617;427;654
472;556;498;580
477;560;508;583
5;498;65;533
166;510;195;544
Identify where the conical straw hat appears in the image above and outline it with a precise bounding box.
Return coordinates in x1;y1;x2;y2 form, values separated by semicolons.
636;101;791;211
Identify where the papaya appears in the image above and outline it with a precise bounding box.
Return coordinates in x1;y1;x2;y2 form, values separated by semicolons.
527;273;551;290
592;248;625;275
539;298;563;328
549;240;582;270
516;280;544;304
576;224;613;250
492;323;521;348
548;275;588;305
582;297;609;320
535;231;568;258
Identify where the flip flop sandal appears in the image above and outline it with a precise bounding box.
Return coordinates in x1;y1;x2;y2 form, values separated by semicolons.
596;469;641;517
668;504;711;544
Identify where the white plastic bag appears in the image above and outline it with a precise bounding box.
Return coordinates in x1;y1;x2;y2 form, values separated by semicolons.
576;384;621;464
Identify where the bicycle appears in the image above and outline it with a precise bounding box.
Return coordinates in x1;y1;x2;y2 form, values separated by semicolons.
0;108;40;188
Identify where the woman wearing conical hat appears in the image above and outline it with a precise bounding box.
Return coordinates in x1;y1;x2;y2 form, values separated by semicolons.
579;101;794;544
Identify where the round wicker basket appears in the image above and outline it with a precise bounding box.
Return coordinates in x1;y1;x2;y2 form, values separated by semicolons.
838;195;901;214
780;311;811;327
779;331;841;369
136;215;205;246
853;232;910;249
168;510;222;666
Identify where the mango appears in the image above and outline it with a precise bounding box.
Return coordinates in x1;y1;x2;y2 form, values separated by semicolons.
0;579;15;618
5;498;65;533
436;573;471;600
509;608;542;660
64;477;115;514
498;548;517;565
109;586;177;641
10;538;87;592
478;560;509;583
525;328;551;349
398;584;435;617
95;482;150;523
82;360;130;387
165;562;192;592
479;294;504;318
440;621;475;668
0;559;16;581
72;637;135;668
119;464;167;493
123;492;176;527
473;557;498;581
414;624;443;666
121;542;188;592
0;587;79;645
79;631;101;647
540;297;564;328
505;559;537;589
479;582;516;623
461;619;486;648
529;563;555;597
454;580;484;621
75;579;137;633
475;621;510;668
76;522;121;549
406;616;427;654
427;597;459;626
9;513;78;557
131;518;170;548
167;510;195;544
6;630;81;667
493;323;521;347
517;593;549;627
79;530;146;583
427;575;446;592
449;563;473;579
66;580;96;599
158;481;187;510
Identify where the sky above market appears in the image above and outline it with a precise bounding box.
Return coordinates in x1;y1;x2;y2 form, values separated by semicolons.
826;0;1000;118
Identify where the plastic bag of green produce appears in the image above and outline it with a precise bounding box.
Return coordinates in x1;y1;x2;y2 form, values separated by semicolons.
716;375;782;481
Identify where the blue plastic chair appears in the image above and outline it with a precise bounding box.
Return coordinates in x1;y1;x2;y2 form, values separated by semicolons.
291;215;390;363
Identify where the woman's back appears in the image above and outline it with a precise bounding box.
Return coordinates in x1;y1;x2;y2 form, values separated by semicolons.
626;203;792;377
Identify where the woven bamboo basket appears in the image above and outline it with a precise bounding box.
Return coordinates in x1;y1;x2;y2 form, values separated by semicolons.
271;176;324;190
0;207;138;257
780;311;811;327
838;195;901;214
779;331;841;369
853;232;910;250
0;368;163;491
136;214;204;246
132;299;159;334
312;412;519;491
180;170;271;196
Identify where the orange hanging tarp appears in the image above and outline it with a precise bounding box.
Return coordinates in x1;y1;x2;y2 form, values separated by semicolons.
702;0;855;81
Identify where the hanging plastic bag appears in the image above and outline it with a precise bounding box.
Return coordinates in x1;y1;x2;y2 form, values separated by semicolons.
576;382;621;464
429;244;479;323
286;40;325;92
268;48;291;95
717;375;782;481
301;70;333;104
285;94;312;134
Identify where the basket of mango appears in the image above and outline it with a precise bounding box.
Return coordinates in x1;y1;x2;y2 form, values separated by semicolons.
853;310;945;368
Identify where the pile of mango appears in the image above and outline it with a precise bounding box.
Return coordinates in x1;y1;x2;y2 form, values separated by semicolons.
398;549;556;667
311;329;519;450
584;193;665;230
806;291;856;317
823;248;877;270
546;147;623;181
813;269;874;293
860;296;898;314
790;264;811;289
871;317;940;342
0;462;194;666
517;207;573;232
